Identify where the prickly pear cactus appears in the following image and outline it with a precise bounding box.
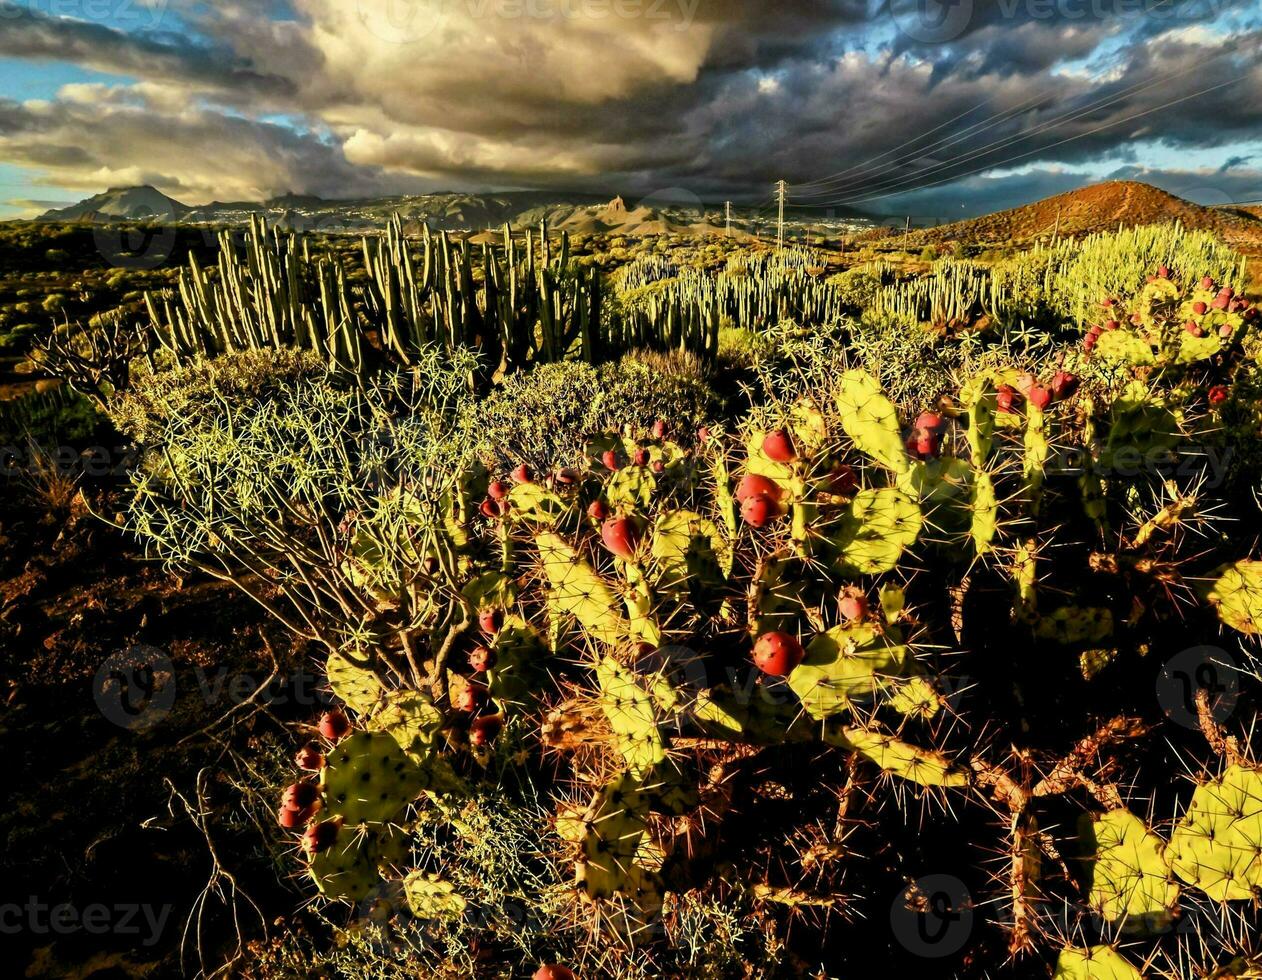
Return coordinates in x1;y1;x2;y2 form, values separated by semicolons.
1167;764;1262;901
1079;809;1178;934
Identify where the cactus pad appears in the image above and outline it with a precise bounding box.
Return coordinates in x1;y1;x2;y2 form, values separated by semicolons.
787;622;922;720
1167;764;1262;901
1206;560;1262;635
535;532;624;645
1052;946;1144;979
596;657;667;777
403;871;467;920
828;488;921;576
824;725;968;787
836;369;910;475
327;650;385;715
577;772;650;901
322;731;426;825
371;691;443;764
1080;809;1178;934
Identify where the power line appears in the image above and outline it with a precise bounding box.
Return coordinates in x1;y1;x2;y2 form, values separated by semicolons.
796;72;1249;212
791;34;1252;207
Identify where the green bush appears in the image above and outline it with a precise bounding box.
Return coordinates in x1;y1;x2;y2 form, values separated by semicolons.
457;355;720;472
110;348;329;446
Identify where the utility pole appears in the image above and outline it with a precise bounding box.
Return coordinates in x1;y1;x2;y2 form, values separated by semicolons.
905;215;911;234
776;180;787;250
725;201;732;238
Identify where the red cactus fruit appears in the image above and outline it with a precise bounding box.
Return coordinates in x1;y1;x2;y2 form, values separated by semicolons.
1028;386;1052;411
469;714;503;747
996;384;1020;413
1202;276;1216;290
1213;295;1230;311
736;474;785;503
1184;321;1205;338
762;429;797;463
302;818;341;857
480;497;507;520
555;467;581;486
601;449;620;471
318;709;351;743
601;517;642;560
468;645;494;673
914;411;944;433
1083;334;1097;353
633;448;650;467
533;966;576;980
487;481;509;501
1104;319;1120;332
828;463;858;496
479;607;503;635
1208;385;1230;405
1220;323;1235;338
839;593;868;622
282;780;320;812
1158;265;1170;279
453;681;487;713
752;631;805;677
587;500;609;522
1193;302;1208;315
295;743;324;772
1051;371;1078;401
906;434;940;460
511;464;533;484
741;494;776;528
651;460;665;474
651;419;668;440
1102;297;1117;308
278;807;306;830
697;426;712;444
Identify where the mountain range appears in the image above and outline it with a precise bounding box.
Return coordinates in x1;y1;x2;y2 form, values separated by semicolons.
30;181;1262;248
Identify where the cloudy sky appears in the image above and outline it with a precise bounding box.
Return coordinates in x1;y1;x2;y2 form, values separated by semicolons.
0;0;1260;219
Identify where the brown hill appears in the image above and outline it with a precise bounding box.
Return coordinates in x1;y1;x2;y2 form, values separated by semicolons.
886;181;1262;250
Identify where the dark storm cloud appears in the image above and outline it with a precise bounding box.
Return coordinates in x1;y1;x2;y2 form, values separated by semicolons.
0;2;296;98
0;0;1260;214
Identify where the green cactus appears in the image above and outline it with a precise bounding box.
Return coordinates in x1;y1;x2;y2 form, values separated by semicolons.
1205;559;1262;635
1052;946;1144;980
403;871;467;920
835;369;912;476
823;725;968;787
827;488;922;576
1167;764;1262;902
322;731;427;825
535;532;624;645
327;650;386;715
596;657;668;777
309;826;404;902
371;691;443;764
1079;809;1179;934
576;772;654;901
787;622;934;721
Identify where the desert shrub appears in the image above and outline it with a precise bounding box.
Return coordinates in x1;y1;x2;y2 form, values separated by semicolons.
458;356;720;472
827;267;881;314
110;348;329;445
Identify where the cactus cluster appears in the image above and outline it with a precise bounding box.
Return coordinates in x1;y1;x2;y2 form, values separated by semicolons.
66;220;1262;976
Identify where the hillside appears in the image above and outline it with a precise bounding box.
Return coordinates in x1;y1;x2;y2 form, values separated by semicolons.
38;185;187;222
885;181;1262;250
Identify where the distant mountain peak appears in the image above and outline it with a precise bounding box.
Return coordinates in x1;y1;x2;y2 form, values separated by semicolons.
38;185;188;222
